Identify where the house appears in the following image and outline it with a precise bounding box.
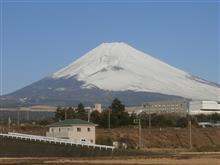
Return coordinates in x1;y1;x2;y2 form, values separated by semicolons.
46;119;97;144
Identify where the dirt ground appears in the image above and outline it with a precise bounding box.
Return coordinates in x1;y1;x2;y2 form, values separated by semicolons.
45;158;220;165
0;153;220;165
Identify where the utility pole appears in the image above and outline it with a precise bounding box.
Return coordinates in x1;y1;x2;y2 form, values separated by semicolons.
188;117;192;149
186;98;192;150
143;103;151;148
8;117;11;131
64;109;67;120
26;111;29;121
88;108;91;122
17;110;20;127
108;108;111;130
134;119;142;149
139;119;142;149
148;104;151;130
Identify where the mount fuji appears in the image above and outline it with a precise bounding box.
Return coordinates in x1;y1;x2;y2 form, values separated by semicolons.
1;42;219;107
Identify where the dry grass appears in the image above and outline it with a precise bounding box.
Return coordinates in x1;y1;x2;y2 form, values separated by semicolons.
0;153;220;165
1;125;220;150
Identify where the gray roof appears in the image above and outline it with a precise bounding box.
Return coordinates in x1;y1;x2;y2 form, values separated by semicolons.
47;119;97;127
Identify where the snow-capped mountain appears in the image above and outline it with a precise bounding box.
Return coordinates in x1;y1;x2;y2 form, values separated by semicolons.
52;42;219;101
1;42;219;107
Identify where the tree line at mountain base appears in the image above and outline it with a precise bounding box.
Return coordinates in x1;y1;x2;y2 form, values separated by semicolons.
54;98;220;128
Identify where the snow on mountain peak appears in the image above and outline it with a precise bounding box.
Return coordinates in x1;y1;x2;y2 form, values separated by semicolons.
52;42;220;101
52;42;184;78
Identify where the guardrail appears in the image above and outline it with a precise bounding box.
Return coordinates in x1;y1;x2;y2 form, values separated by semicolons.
0;132;114;151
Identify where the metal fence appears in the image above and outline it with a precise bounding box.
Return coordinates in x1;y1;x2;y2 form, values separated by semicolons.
0;132;114;151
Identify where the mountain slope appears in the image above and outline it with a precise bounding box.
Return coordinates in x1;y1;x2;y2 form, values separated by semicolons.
52;42;219;101
1;42;219;107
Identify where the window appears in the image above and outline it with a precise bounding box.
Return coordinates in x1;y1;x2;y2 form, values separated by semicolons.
90;139;93;143
87;128;91;132
59;128;61;132
51;128;54;132
77;128;81;132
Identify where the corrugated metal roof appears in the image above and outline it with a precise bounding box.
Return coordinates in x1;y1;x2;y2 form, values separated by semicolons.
47;119;97;127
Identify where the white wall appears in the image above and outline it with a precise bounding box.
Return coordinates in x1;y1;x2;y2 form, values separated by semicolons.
46;125;96;144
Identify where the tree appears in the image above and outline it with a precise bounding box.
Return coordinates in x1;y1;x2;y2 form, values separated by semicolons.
66;107;76;119
55;106;65;121
99;110;110;128
129;113;137;125
176;117;188;127
90;110;101;124
109;98;129;127
210;113;220;123
77;103;84;112
76;103;87;120
110;98;125;113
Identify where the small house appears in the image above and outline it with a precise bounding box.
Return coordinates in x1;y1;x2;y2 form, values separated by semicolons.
46;119;97;144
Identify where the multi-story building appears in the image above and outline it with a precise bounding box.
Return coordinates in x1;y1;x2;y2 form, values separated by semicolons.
143;100;188;116
189;100;220;115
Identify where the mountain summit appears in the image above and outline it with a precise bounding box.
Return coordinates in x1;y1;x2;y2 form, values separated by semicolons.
1;42;219;107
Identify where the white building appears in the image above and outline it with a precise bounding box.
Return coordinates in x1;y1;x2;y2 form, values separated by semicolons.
94;104;102;113
189;101;220;115
46;119;97;144
125;106;143;115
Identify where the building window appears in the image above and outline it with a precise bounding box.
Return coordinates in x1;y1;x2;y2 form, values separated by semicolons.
51;128;54;132
87;128;91;132
77;128;81;132
59;128;61;132
90;139;93;143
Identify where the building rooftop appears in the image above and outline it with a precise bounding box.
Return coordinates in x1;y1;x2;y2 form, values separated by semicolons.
47;119;97;127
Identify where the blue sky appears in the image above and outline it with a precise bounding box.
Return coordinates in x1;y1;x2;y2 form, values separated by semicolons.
0;1;219;95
